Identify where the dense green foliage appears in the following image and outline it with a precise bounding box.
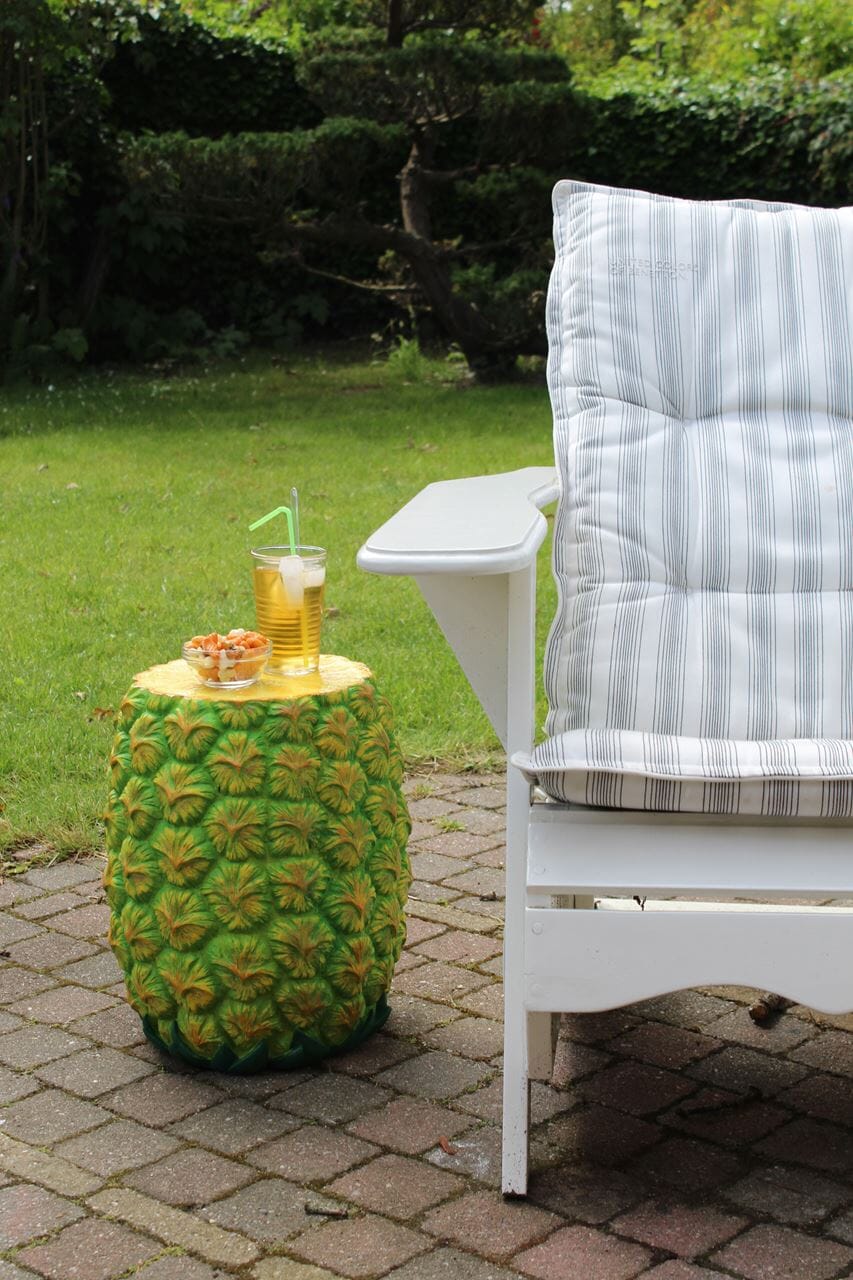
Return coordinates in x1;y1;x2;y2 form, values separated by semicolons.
1;0;850;377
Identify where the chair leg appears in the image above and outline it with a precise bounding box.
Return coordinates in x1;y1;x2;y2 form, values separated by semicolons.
527;1011;559;1081
502;1016;531;1197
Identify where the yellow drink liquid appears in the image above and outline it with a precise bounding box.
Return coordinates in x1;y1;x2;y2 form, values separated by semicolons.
253;560;325;675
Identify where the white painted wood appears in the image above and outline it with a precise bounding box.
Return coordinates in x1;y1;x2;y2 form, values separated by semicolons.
357;467;557;576
415;574;509;748
528;807;853;897
501;565;537;1197
357;464;853;1197
525;906;853;1013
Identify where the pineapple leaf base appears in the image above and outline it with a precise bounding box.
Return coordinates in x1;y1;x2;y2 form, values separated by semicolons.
105;658;411;1072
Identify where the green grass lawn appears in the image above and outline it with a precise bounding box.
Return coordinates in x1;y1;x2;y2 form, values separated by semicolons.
0;347;556;857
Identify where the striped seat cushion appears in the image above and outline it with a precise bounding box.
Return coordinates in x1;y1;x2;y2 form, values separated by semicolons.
518;180;853;816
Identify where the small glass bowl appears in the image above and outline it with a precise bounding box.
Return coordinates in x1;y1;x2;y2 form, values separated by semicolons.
182;638;272;689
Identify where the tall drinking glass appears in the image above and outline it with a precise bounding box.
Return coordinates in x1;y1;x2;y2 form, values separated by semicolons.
251;545;326;676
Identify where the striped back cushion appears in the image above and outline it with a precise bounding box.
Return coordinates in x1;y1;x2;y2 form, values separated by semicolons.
544;180;853;741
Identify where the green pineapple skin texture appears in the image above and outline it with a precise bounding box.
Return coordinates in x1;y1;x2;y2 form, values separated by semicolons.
103;676;412;1071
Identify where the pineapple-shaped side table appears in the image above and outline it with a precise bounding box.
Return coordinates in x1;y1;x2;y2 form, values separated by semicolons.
103;655;411;1072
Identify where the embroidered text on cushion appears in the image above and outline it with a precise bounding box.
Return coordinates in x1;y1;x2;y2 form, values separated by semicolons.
517;180;853;815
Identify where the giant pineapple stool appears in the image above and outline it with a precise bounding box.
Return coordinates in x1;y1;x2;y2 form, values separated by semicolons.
103;654;411;1071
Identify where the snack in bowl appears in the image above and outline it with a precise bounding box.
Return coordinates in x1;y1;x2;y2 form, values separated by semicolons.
182;629;271;688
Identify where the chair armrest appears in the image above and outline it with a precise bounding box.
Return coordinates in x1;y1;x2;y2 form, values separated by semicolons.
357;466;558;577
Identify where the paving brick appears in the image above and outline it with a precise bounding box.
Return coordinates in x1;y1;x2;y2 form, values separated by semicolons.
641;1266;728;1279
88;1187;259;1267
104;1072;224;1125
328;1153;463;1219
686;1045;809;1097
0;1183;84;1247
56;950;123;989
606;1022;723;1069
0;912;42;947
377;1049;491;1100
629;990;737;1029
2;1087;111;1144
755;1116;853;1172
0;1132;102;1197
404;918;447;947
724;1165;851;1227
455;1078;574;1127
48;902;111;939
8;932;98;970
0;879;43;906
423;1189;559;1262
775;1073;853;1126
0;1008;22;1032
543;1105;661;1169
662;1086;790;1146
703;1008;814;1053
513;1224;651;1280
9;985;116;1026
171;1098;298;1154
69;1002;147;1048
128;1260;222;1280
408;797;464;821
55;1118;181;1176
394;961;491;1002
37;1045;154;1097
826;1207;853;1244
0;966;57;1004
0;1062;41;1104
123;1147;255;1206
198;1068;311;1100
424;1016;505;1061
630;1136;744;1193
386;995;463;1038
13;892;83;920
328;1032;418;1078
405;900;503;936
711;1224;853;1280
442;867;505;900
200;1178;338;1244
270;1073;389;1124
456;985;505;1021
18;1216;160;1280
347;1095;474;1155
611;1200;746;1257
576;1060;697;1116
411;932;503;967
384;1247;523;1280
426;1125;506;1187
445;787;506;810
247;1124;378;1182
452;808;506;836
290;1214;431;1278
561;1009;642;1044
253;1261;339;1280
409;852;472;882
526;1164;642;1224
419;833;504;861
790;1029;853;1076
409;881;464;905
25;863;101;889
397;950;430;972
551;1037;610;1088
0;1261;43;1280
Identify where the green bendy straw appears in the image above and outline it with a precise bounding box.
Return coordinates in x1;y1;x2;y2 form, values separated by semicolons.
249;505;296;555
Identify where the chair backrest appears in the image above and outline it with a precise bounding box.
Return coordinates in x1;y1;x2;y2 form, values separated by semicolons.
543;180;853;743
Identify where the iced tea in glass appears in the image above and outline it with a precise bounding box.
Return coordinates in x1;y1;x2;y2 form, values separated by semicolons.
251;546;326;675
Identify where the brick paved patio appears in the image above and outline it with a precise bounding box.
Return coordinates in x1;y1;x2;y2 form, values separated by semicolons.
1;771;853;1279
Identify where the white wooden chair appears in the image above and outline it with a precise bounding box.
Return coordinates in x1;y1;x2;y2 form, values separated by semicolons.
358;180;853;1196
